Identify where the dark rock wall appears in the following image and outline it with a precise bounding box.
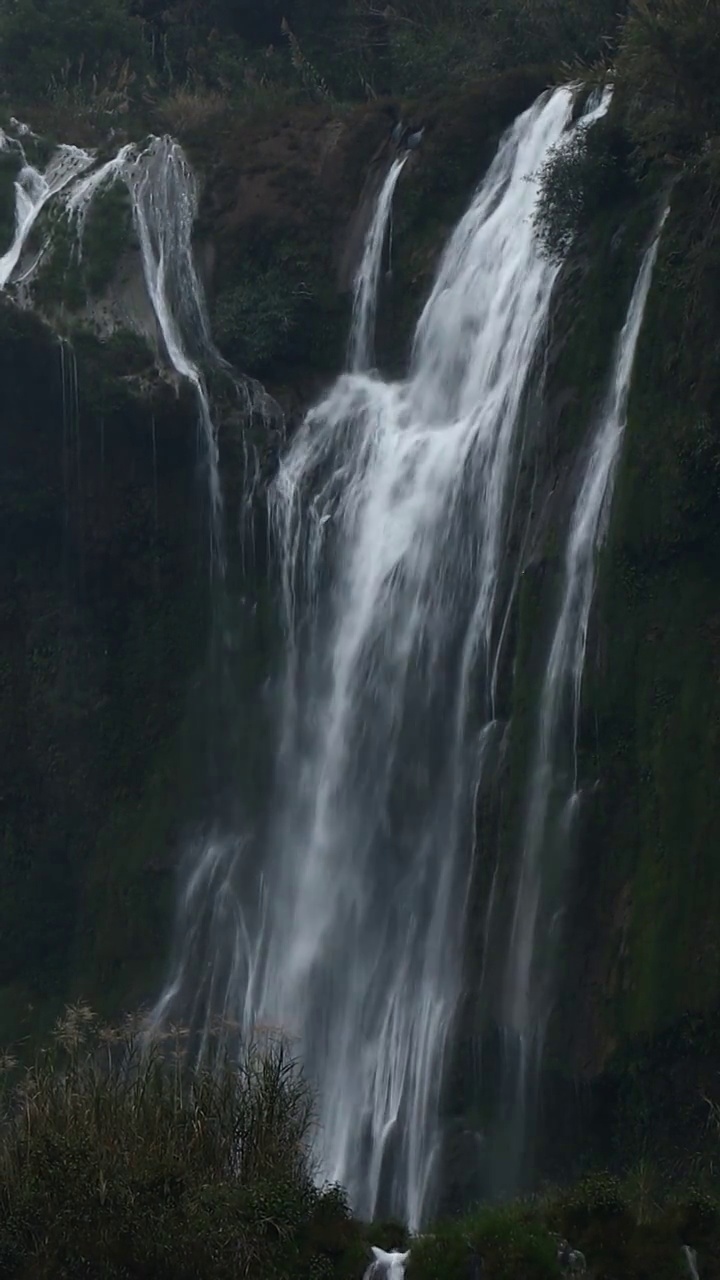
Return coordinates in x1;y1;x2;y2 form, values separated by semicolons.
1;69;719;1184
0;304;208;1042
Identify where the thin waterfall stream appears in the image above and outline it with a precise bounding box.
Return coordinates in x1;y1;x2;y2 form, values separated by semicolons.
349;155;408;372
0;129;273;576
498;207;669;1186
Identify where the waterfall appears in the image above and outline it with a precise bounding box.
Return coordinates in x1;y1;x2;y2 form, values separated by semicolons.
160;85;610;1231
68;136;229;574
1;128;255;575
349;156;407;372
499;207;669;1179
0;140;93;288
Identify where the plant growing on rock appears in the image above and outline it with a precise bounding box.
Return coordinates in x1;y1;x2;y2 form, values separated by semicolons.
0;1004;364;1278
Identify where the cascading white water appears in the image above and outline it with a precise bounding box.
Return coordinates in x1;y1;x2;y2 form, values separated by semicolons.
0;137;93;288
349;156;407;372
0;129;241;574
500;208;669;1156
176;86;612;1230
69;137;229;574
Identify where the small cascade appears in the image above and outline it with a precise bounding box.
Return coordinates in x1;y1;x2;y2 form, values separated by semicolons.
364;1246;410;1280
349;156;407;372
500;207;669;1179
0;141;93;288
0;126;268;577
67;136;228;574
683;1245;701;1280
59;336;82;538
144;85;618;1231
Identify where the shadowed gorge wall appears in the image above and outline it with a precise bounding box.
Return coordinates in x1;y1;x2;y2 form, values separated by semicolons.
1;47;720;1205
467;144;720;1177
0;304;209;1040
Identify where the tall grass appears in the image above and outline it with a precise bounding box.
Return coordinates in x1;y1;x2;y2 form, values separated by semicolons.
0;1003;362;1278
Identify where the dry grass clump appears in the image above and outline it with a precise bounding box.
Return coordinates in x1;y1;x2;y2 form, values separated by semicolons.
154;87;233;138
0;1004;362;1279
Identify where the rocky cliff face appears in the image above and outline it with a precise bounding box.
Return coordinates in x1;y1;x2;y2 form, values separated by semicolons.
0;303;209;1040
1;68;719;1185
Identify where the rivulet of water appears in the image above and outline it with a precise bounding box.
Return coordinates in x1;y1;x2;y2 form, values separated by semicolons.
499;206;669;1182
349;155;407;372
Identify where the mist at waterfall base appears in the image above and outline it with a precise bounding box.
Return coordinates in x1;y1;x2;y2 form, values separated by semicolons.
147;84;646;1230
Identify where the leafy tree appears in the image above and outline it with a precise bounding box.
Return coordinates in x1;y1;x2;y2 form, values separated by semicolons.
0;0;144;96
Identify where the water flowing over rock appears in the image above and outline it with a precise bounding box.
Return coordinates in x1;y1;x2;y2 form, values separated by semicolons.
149;85;621;1228
0;129;275;575
349;155;407;372
0;137;93;289
495;206;669;1186
364;1246;410;1280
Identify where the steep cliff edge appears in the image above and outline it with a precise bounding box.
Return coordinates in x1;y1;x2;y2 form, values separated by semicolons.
0;304;206;1039
482;137;720;1176
0;67;547;1046
1;54;720;1192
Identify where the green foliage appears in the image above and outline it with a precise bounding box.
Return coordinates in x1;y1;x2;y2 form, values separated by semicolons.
533;115;634;262
28;207;86;312
213;247;346;381
0;1008;363;1278
213;266;310;376
409;1203;560;1280
0;0;144;99
617;0;720;163
0;147;22;253
80;180;133;297
0;0;628;122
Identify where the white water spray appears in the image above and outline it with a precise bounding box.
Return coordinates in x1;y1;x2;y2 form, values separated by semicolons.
501;207;669;1151
145;86;615;1230
0;141;93;288
349;156;407;371
0;129;242;574
364;1247;410;1280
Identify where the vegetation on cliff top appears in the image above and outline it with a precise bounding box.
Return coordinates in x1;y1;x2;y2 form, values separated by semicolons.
0;0;716;166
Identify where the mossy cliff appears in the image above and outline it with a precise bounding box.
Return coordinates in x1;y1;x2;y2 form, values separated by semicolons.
0;303;208;1042
0;68;547;1049
1;56;720;1195
465;124;720;1177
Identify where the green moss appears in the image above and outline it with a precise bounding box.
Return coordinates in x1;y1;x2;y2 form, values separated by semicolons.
0;147;21;251
409;1203;559;1280
80;178;133;296
30;206;85;312
0;300;209;1048
212;231;348;381
98;325;154;375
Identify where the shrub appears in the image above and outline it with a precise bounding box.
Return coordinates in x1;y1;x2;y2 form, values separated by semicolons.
533;115;633;262
0;0;144;100
616;0;720;163
154;88;233;140
0;1004;361;1278
409;1202;560;1280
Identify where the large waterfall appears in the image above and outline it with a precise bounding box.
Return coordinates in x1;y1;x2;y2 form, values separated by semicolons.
153;86;609;1230
1;91;668;1228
